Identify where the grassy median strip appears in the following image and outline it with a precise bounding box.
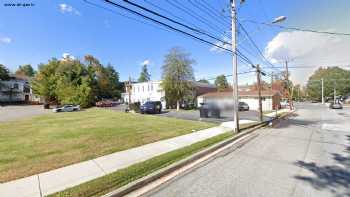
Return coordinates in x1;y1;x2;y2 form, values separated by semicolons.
48;132;233;197
0;108;215;182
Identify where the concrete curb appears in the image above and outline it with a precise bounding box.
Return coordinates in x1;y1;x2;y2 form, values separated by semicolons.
103;110;297;197
103;122;269;197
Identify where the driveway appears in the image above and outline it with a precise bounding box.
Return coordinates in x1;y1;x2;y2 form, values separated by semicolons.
156;109;270;123
147;103;350;197
0;105;49;122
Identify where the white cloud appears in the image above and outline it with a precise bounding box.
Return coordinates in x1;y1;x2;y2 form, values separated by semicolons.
0;36;11;44
265;31;350;84
140;59;151;66
59;3;81;15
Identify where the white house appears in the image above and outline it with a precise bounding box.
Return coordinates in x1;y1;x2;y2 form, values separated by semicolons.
0;78;32;102
197;90;282;111
122;80;217;109
122;81;166;108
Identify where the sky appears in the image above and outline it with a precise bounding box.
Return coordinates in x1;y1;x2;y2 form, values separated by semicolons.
0;0;350;85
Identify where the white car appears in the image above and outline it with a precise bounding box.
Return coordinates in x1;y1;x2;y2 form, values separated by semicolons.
280;100;290;107
53;105;80;113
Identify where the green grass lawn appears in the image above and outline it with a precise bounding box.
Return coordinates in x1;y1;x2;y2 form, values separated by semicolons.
0;108;215;182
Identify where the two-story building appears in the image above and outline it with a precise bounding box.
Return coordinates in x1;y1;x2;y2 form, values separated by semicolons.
122;80;216;109
0;76;38;103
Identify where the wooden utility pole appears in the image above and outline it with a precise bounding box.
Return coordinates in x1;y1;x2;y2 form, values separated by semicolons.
285;61;293;110
256;64;263;122
270;72;274;91
230;0;239;132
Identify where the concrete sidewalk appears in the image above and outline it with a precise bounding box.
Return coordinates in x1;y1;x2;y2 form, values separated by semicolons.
0;124;236;197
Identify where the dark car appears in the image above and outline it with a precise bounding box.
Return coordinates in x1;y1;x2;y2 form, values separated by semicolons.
140;101;162;114
329;102;343;109
239;102;249;111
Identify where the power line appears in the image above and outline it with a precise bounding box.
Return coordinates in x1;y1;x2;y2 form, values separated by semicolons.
238;23;281;71
188;0;231;27
245;19;350;36
164;0;230;38
121;0;230;45
103;0;272;76
83;0;172;33
103;0;232;53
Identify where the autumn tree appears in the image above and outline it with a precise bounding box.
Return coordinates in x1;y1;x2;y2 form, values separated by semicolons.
16;64;35;77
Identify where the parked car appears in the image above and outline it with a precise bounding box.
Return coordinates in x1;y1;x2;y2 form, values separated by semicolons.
329;102;343;109
238;102;249;111
96;100;113;107
52;105;80;113
140;101;162;114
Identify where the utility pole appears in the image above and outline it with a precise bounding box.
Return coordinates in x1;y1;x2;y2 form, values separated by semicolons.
231;0;239;132
270;72;274;91
285;61;293;110
256;64;263;122
334;81;336;103
321;78;324;104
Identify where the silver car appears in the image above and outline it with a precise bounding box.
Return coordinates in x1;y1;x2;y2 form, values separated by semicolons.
53;105;80;113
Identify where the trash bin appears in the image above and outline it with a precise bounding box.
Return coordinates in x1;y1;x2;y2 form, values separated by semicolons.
199;107;209;118
211;108;221;118
43;103;50;109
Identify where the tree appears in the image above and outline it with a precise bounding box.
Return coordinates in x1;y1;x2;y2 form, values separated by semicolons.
138;64;151;82
84;55;121;100
306;67;350;101
197;79;210;84
32;59;60;103
0;64;10;80
161;47;195;111
16;64;35;77
215;75;229;91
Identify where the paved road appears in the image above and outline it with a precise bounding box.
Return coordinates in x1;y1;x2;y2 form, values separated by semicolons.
147;103;350;197
0;105;49;122
110;104;269;123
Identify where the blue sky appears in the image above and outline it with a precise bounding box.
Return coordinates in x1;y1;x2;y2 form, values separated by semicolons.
0;0;349;84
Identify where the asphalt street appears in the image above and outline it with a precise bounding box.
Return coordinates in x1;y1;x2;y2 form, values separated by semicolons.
146;103;350;197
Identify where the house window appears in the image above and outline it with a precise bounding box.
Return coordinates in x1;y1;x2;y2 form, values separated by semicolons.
13;83;19;89
142;86;144;92
138;87;139;92
151;84;153;91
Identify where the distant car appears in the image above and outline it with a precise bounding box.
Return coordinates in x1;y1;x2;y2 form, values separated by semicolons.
329;102;343;109
281;100;290;107
238;102;249;111
140;101;162;114
53;105;80;113
96;100;113;107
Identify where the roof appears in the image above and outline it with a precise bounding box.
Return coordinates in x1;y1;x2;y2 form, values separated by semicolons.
198;90;282;98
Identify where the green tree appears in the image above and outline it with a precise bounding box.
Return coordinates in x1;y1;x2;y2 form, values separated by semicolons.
215;75;229;91
138;64;151;82
161;47;195;111
306;67;350;101
0;64;10;80
16;64;35;77
32;59;60;103
84;55;121;100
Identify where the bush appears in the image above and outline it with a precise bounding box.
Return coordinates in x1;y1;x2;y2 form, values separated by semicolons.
129;102;140;112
